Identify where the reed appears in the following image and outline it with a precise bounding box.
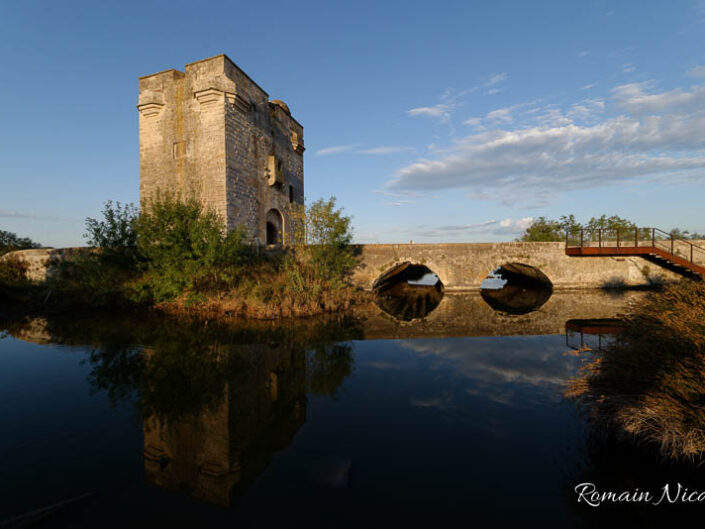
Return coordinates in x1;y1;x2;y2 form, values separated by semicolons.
566;280;705;461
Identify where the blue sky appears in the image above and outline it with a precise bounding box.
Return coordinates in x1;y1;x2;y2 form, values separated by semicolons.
1;0;705;246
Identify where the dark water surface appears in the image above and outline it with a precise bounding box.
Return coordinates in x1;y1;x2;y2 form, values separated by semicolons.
1;291;704;528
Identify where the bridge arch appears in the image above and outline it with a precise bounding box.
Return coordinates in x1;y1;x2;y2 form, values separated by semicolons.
372;262;444;292
480;262;553;314
373;262;445;321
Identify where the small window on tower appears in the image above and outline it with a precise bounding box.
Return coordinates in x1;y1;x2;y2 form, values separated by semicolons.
289;185;294;203
172;141;186;159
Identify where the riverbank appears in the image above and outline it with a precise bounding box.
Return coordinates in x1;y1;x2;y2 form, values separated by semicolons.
0;197;370;320
0;251;372;321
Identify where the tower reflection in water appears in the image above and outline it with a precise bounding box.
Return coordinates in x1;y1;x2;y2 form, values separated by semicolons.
80;315;357;508
142;347;307;507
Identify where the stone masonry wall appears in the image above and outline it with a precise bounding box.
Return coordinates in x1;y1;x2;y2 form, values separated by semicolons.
351;241;692;291
138;55;304;244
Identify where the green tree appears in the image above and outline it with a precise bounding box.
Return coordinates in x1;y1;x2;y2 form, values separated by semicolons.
517;214;653;242
516;215;580;242
84;201;139;266
670;228;705;240
0;230;41;256
287;197;356;285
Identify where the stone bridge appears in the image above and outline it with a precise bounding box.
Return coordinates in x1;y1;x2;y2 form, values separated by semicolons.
1;241;685;289
351;241;683;291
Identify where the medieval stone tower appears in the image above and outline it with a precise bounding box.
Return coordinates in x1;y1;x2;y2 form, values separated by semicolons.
137;54;304;245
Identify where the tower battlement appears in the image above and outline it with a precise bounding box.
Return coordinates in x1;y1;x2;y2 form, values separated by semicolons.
138;54;304;245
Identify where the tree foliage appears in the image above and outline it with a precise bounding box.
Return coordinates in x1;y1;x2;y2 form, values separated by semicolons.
518;214;657;242
0;229;41;256
287;197;356;286
516;215;580;242
134;195;247;301
84;201;139;265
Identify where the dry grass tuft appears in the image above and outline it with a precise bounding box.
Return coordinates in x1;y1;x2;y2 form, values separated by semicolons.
565;280;705;461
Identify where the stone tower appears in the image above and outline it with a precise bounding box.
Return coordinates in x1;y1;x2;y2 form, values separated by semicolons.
137;54;304;245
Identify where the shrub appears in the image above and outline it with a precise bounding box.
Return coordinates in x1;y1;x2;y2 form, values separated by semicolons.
288;197;356;284
134;195;248;302
84;201;139;266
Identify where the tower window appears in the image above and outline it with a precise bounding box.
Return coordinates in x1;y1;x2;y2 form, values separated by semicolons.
289;185;294;203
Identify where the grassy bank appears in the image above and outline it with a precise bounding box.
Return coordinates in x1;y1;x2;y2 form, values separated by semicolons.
0;196;369;319
565;280;705;461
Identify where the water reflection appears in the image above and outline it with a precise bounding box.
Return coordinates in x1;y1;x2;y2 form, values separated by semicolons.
565;319;624;352
2;314;358;508
4;289;688;527
374;263;444;321
481;284;553;314
375;281;444;321
480;262;553;314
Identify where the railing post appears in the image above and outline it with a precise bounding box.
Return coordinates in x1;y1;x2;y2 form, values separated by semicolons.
580;229;583;248
651;228;655;248
691;244;694;264
616;229;620;249
598;229;602;253
671;235;674;256
634;227;638;248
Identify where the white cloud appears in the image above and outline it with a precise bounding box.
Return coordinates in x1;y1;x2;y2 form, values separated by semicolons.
566;98;605;121
622;63;636;73
687;65;705;78
382;200;416;207
414;220;498;238
582;82;598;90
486;107;514;124
578;50;590;58
410;217;535;238
388;82;705;202
486;73;508;86
0;210;79;222
612;81;705;114
357;146;414;155
407;103;457;124
317;145;414;156
315;144;357;156
463;117;483;128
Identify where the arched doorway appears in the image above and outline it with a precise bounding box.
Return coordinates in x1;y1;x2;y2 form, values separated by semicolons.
266;208;284;245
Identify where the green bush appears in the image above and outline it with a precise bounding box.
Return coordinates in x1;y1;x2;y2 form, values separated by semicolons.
84;200;139;266
288;197;356;285
134;195;248;302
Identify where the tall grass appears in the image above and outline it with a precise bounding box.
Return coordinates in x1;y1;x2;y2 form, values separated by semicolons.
566;280;705;461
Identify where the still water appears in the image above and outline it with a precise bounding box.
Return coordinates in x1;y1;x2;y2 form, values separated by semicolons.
1;291;704;528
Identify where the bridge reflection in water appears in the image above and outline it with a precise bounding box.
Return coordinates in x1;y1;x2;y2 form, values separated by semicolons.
373;263;445;321
565;318;625;352
372;261;562;321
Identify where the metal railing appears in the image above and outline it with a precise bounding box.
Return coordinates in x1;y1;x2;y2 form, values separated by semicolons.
566;227;705;272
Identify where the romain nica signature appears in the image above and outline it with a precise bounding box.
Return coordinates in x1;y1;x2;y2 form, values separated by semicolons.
575;482;705;507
